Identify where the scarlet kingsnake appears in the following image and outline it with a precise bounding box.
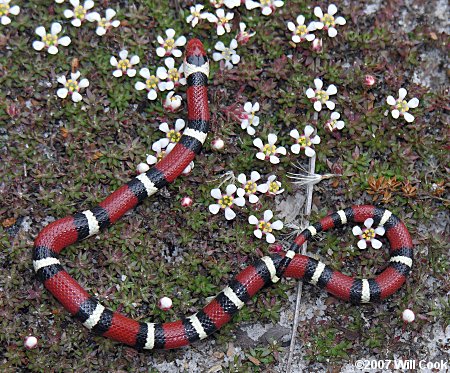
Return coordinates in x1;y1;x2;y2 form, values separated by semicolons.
33;39;413;350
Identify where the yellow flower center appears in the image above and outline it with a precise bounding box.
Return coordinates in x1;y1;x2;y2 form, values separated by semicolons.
296;24;307;36
396;100;409;113
263;144;276;156
146;76;159;89
193;10;200;17
269;181;279;193
361;228;375;240
43;33;58;46
260;0;271;6
258;220;272;233
117;59;131;70
74;5;87;19
316;90;329;103
65;79;79;92
219;195;233;208
164;38;175;49
297;135;311;147
0;3;10;16
167;129;181;143
157;150;166;162
219;17;228;25
98;17;109;28
221;47;232;59
168;68;180;81
244;181;257;194
322;13;335;27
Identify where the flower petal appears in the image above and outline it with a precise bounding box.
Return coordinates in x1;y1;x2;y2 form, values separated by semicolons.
72;91;82;102
371;238;382;249
266;233;275;244
248;194;259;204
289;129;300;139
364;218;374;229
313;101;322;111
263;210;273;222
226;184;237;196
249;215;259;225
328;4;338;15
51;22;62;35
32;41;45;51
314;6;323;19
326;84;337;95
398;88;407;100
407;97;419;108
352;226;363;236
404;112;415;123
267;133;277;145
254;229;263;239
224;207;236;220
209;204;221;215
57;88;68;98
391;109;400;119
314;78;323;90
357;239;367;250
305;88;315;98
304;125;314;137
234;197;246;207
250;171;261;182
47;46;58;55
291;144;301;154
271;220;283;230
58;36;71;46
386;96;396;106
253;138;263;149
305;146;316;157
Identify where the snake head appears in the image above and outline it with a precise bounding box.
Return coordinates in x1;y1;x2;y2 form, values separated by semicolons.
185;39;208;68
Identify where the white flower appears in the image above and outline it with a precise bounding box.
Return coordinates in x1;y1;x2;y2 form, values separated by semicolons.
159;118;185;145
263;175;284;195
314;4;346;38
239;102;260;135
290;125;321;157
248;210;283;243
236;22;255;44
237;171;267;204
63;0;94;27
209;184;245;220
158;57;186;91
224;0;241;8
186;4;208;27
86;8;120;36
156;28;186;58
213;39;240;70
56;71;89;103
305;78;337;111
352;218;385;249
146;140;167;165
164;91;182;112
110;50;139;78
386;88;419;123
134;67;167;100
55;0;65;3
245;0;284;16
0;0;20;26
207;8;234;36
253;134;286;164
324;111;345;132
288;15;316;43
32;23;71;55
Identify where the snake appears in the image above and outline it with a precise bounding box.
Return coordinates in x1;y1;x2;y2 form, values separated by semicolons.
33;39;413;351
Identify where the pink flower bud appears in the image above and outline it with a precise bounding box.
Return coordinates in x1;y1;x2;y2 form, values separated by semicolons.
236;23;255;45
24;336;38;349
211;138;224;150
311;38;322;52
158;297;172;311
181;196;193;207
364;75;376;87
402;309;415;323
7;104;20;118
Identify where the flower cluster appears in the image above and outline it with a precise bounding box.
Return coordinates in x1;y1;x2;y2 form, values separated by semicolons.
287;4;346;48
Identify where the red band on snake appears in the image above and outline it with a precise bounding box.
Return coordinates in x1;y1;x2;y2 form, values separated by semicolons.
33;39;413;351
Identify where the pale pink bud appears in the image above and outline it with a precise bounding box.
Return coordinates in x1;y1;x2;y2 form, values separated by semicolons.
158;297;172;310
211;138;224;150
311;38;322;52
24;336;38;349
402;309;415;323
181;196;193;207
364;75;376;87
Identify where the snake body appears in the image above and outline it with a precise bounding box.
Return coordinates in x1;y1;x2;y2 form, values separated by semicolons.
33;39;413;350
